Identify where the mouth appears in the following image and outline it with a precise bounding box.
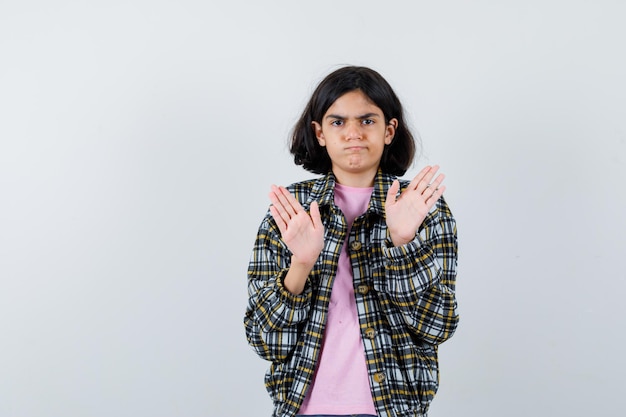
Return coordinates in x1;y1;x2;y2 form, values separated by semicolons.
345;146;366;151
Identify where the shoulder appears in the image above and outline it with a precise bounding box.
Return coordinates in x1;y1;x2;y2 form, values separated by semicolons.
285;177;318;196
435;195;454;218
421;196;455;235
285;175;332;208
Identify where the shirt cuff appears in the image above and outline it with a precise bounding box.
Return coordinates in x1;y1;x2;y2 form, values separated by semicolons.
274;268;312;307
382;234;425;262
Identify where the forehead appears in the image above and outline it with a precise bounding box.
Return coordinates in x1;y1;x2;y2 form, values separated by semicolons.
325;90;383;116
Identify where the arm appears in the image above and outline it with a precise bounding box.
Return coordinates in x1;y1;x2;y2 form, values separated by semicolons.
243;217;312;363
382;201;459;345
244;185;324;363
383;166;459;345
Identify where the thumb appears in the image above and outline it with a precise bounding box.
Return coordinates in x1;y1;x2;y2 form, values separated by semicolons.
309;201;323;229
386;179;400;207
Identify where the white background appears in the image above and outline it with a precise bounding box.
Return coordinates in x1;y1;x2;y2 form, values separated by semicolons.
1;1;625;416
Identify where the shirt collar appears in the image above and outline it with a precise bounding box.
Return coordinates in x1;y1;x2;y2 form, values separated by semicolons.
309;169;397;218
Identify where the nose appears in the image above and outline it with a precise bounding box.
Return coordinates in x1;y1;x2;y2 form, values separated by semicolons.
345;121;362;140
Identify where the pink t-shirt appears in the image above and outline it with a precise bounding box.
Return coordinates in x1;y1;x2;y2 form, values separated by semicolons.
298;183;376;415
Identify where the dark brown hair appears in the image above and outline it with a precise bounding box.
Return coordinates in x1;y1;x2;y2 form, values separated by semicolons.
290;66;417;176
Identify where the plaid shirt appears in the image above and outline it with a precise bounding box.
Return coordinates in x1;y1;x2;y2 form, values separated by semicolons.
244;170;459;417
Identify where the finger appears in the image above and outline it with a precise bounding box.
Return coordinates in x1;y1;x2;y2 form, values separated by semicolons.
270;185;297;219
269;205;288;235
427;173;445;198
385;179;400;207
269;186;295;224
422;174;445;200
407;165;431;191
269;186;287;212
276;186;301;217
425;185;446;209
280;186;304;209
416;165;440;194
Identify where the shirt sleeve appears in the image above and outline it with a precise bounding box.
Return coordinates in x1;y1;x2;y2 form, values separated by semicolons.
381;197;459;345
244;215;311;363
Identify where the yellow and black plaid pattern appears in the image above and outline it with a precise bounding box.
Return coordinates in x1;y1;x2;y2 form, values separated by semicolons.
244;170;459;417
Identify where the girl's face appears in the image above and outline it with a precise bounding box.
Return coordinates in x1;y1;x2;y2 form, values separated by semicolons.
312;90;397;187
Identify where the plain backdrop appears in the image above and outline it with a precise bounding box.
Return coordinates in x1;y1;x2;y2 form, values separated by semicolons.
1;1;625;416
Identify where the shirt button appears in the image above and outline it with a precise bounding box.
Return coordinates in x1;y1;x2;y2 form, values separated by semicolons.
350;241;362;251
357;284;369;295
373;372;386;383
364;327;375;339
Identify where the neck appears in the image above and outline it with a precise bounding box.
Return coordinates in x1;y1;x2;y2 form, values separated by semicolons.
332;169;377;188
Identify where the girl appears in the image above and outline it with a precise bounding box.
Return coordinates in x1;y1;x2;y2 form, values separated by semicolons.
244;66;459;417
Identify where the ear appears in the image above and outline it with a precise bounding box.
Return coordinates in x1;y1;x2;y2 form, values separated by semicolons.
385;118;398;145
312;121;326;146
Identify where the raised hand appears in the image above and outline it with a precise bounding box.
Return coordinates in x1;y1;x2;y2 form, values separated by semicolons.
385;165;446;247
268;185;325;268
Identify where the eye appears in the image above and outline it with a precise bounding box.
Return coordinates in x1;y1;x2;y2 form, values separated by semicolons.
330;119;344;127
362;119;374;125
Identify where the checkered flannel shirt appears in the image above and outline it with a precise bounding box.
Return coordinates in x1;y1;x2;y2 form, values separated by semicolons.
244;170;459;417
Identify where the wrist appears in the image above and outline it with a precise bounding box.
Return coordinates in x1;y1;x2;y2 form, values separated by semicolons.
389;231;414;247
283;256;314;295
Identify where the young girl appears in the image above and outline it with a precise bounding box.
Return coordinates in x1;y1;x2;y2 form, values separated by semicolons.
244;66;459;417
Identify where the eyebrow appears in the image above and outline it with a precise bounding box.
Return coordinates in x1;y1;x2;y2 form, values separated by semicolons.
325;112;381;120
